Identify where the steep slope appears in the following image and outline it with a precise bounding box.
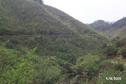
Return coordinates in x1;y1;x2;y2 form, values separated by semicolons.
111;17;126;38
45;5;94;36
90;17;126;38
112;17;126;29
0;0;107;61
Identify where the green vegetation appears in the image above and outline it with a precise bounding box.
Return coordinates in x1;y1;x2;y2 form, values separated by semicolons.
0;0;107;62
0;43;61;84
0;0;126;84
1;40;126;84
90;17;126;39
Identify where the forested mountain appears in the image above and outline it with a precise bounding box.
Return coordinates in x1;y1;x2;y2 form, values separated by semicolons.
90;17;126;38
0;0;126;84
112;17;126;29
90;20;111;32
0;0;107;61
111;17;126;38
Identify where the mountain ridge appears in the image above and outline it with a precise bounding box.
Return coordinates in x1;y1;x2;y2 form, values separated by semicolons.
0;0;107;62
90;17;126;38
1;0;126;84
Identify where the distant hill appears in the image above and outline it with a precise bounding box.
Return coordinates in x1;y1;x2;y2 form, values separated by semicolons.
112;17;126;29
90;17;126;38
0;0;107;61
111;17;126;38
90;20;112;32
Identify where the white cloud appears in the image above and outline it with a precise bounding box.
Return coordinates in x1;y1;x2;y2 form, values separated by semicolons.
44;0;126;23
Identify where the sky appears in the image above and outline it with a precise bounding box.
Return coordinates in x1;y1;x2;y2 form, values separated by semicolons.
44;0;126;23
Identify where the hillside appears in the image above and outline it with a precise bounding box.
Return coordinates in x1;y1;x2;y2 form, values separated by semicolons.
90;17;126;38
112;17;126;29
2;0;125;84
90;20;112;32
0;0;107;61
111;17;126;38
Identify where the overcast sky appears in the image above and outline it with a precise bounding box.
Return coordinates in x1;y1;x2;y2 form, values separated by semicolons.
44;0;126;23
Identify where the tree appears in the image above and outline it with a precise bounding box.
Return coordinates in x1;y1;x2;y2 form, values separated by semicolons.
0;48;37;84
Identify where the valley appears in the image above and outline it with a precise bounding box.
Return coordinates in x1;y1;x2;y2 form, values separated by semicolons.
0;0;126;84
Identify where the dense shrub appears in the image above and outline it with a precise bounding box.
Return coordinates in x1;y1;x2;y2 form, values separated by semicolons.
104;44;118;57
33;57;62;84
0;45;37;84
118;46;126;58
61;54;103;84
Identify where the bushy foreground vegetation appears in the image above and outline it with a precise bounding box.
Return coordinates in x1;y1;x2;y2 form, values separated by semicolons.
0;0;126;84
0;38;126;84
